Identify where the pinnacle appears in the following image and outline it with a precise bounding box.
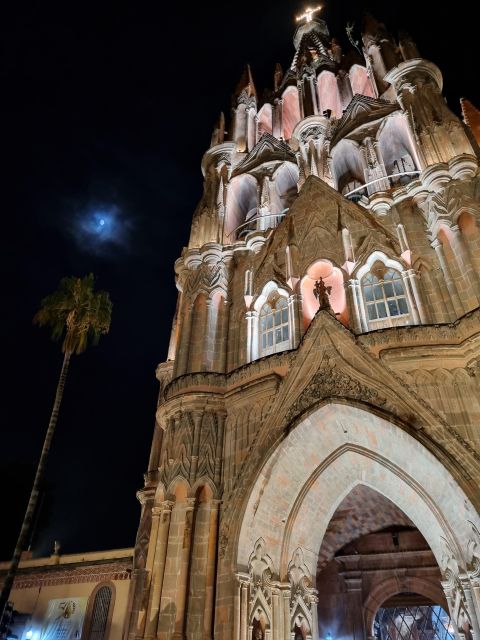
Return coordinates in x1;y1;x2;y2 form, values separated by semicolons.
460;97;480;144
233;64;257;100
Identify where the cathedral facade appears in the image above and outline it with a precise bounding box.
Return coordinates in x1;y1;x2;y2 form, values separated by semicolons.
125;12;480;640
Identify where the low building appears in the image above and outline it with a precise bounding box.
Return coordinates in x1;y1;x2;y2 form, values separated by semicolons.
0;548;133;640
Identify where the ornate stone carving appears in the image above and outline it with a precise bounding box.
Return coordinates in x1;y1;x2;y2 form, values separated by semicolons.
286;354;386;422
184;260;230;298
134;501;152;570
232;133;296;176
288;548;317;638
330;95;399;148
467;521;480;576
249;538;274;587
219;522;229;559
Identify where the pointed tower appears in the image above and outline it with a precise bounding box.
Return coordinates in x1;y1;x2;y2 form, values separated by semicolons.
127;9;480;640
232;65;257;152
461;98;480;145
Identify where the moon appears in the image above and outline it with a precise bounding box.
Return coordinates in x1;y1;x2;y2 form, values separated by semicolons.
71;204;132;255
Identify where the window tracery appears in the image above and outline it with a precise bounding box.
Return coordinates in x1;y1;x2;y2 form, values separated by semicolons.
362;264;409;325
85;585;113;640
260;296;290;356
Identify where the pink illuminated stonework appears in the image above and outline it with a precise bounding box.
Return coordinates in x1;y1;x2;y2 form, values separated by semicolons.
125;11;480;640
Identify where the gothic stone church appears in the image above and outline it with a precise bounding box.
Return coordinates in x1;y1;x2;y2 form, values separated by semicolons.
124;11;480;640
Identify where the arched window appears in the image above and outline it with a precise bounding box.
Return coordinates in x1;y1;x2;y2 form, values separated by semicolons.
260;297;289;356
374;603;454;640
362;267;409;324
86;586;113;640
342;179;365;203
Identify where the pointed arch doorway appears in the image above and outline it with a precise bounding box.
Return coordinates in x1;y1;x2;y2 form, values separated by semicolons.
231;403;480;640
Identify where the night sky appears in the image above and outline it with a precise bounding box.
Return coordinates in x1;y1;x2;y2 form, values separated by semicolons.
1;0;478;560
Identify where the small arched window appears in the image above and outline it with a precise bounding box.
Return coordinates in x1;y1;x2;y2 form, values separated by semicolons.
342;179;365;203
391;154;416;185
86;586;113;640
260;297;289;356
362;267;409;324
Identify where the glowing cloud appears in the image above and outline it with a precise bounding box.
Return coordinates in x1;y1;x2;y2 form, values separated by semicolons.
70;204;132;255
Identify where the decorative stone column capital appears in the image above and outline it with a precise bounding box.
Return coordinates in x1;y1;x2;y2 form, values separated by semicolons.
185;497;197;510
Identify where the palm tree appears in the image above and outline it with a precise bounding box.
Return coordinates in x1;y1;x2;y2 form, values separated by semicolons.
0;274;112;624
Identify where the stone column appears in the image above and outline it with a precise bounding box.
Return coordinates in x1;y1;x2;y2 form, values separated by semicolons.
273;99;284;139
204;500;221;639
203;298;216;371
288;294;301;349
215;298;230;373
281;589;291;640
147;422;163;476
462;580;480;640
172;498;197;640
126;568;148;640
144;502;174;639
311;591;319;640
343;572;364;640
451;225;480;302
248;310;260;361
471;578;480;615
401;271;421;324
346;280;363;333
349;279;368;332
176;302;194;376
239;580;249;640
405;269;429;323
233;578;242;640
442;587;462;640
246;310;256;363
215;412;226;487
432;239;465;315
272;588;282;640
189;412;203;485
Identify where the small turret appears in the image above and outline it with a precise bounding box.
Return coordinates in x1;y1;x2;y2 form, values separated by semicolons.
461;98;480;146
232;65;258;152
398;30;420;61
362;13;401;96
211;112;226;147
233;64;257;103
274;63;283;93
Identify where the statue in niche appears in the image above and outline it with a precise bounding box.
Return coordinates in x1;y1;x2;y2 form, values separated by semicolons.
313;277;332;311
252;625;264;640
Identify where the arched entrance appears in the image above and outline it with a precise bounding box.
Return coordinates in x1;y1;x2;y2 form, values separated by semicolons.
233;403;480;640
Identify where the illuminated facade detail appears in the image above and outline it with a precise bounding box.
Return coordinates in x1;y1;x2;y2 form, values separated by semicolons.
127;11;480;640
296;6;323;24
259;296;289;356
374;604;454;640
85;585;113;640
0;550;131;640
362;268;409;324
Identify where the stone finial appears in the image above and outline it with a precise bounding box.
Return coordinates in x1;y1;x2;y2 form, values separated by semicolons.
233;65;257;101
461;98;480;144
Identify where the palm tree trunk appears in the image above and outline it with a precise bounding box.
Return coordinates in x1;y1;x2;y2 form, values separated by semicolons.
0;351;72;626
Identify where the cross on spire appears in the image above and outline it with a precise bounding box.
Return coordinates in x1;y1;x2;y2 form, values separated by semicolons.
296;5;323;23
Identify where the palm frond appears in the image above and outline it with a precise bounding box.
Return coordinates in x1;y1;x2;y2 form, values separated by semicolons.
34;273;112;355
